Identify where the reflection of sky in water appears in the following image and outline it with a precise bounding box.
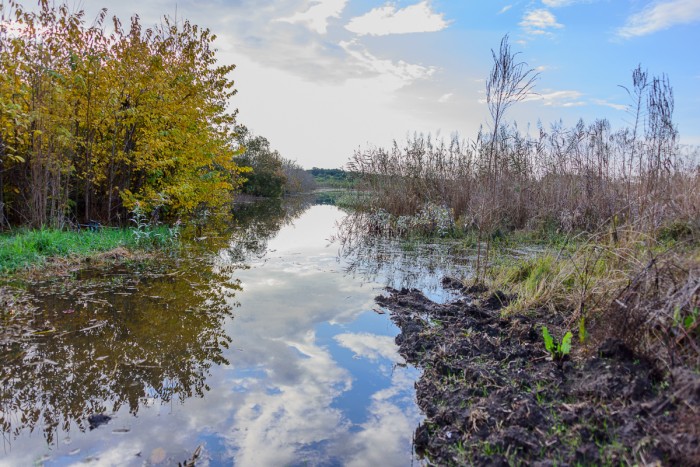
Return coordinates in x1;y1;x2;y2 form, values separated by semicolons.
217;206;422;466
2;205;470;466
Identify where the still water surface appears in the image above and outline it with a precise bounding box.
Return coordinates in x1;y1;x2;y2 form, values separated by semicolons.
1;198;471;466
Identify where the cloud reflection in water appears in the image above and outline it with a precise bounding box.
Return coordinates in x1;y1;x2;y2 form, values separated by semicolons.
0;202;432;466
218;205;420;466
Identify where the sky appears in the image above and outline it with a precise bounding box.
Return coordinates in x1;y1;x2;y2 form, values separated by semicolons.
75;0;700;169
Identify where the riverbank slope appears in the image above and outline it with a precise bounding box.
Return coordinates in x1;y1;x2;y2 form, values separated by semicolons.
378;271;699;465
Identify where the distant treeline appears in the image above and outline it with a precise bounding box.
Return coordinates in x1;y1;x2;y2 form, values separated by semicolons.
308;167;356;188
0;1;249;228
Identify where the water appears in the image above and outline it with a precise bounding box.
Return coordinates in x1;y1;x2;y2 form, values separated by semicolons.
0;198;473;466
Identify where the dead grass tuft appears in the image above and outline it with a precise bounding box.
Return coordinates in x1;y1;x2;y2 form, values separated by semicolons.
604;249;700;371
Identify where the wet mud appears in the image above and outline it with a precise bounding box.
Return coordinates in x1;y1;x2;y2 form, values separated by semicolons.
377;283;700;466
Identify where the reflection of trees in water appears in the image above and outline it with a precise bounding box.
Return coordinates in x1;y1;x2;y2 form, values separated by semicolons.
334;212;475;292
1;263;236;446
1;259;241;448
219;196;314;264
0;196;317;448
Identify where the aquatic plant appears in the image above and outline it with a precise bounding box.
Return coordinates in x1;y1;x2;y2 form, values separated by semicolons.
414;203;455;237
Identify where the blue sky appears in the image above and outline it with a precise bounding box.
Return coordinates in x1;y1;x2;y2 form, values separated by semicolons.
79;0;700;168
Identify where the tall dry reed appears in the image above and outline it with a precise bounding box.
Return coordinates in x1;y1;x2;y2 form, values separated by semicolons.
348;72;699;243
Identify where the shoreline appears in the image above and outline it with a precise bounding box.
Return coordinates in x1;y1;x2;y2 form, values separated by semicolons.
378;284;700;465
5;246;155;281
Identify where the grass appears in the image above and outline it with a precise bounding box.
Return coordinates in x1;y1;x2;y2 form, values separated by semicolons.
483;230;700;370
0;226;176;274
489;230;689;311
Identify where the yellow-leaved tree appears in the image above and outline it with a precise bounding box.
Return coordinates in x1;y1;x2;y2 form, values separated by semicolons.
0;0;246;227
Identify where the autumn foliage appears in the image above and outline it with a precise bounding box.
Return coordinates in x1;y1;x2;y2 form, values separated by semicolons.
0;0;246;228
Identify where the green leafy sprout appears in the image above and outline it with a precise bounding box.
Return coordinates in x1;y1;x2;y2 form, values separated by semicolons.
542;326;572;361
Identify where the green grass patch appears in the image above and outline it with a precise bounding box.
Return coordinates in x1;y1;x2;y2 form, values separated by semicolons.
499;255;558;294
0;226;176;274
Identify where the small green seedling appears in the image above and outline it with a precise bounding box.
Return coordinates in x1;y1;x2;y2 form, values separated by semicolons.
542;326;572;361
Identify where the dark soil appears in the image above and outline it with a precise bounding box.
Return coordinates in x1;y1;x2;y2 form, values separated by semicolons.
377;284;700;466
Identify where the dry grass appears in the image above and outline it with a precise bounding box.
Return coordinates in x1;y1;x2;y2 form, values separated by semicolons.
349;127;699;238
486;230;700;372
604;247;700;370
348;60;699;265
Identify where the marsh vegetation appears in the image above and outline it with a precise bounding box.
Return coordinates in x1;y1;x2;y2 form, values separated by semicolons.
345;35;699;466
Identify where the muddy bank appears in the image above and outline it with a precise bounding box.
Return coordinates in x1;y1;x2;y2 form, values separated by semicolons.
377;285;700;466
7;247;154;281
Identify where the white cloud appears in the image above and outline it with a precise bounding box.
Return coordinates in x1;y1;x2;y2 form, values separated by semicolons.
498;5;513;14
542;0;598;6
524;90;585;107
335;333;400;362
520;9;564;34
226;334;353;466
339;39;437;88
231;53;441;169
277;0;349;34
438;93;454;103
593;98;627;111
344;370;421;467
345;1;449;36
542;0;576;6
617;0;700;38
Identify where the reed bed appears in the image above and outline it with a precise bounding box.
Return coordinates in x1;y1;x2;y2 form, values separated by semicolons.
348;121;699;241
